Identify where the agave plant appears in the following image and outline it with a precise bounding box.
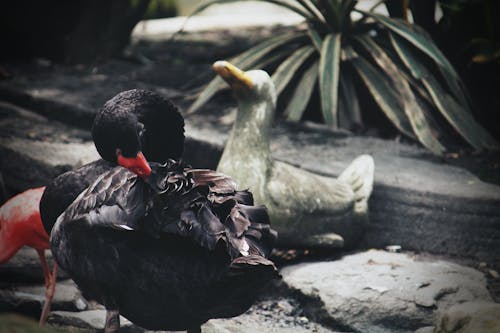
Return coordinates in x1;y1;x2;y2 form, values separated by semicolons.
188;0;498;154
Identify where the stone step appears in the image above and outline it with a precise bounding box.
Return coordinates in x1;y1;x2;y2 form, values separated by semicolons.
0;279;88;317
0;247;69;284
0;102;98;192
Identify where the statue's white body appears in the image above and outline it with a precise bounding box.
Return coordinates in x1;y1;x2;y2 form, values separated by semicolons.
215;64;374;248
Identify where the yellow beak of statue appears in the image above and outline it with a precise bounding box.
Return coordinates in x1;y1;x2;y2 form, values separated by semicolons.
213;61;254;92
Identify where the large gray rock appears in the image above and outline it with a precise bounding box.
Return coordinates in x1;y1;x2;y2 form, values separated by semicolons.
0;314;62;333
0;247;63;284
204;298;339;333
0;247;45;283
48;310;137;333
434;301;500;333
0;279;87;316
281;250;492;333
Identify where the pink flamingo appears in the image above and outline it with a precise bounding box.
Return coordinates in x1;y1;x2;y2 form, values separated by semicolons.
0;186;57;325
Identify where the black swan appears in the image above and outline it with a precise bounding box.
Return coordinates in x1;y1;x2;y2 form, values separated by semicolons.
49;92;278;332
0;89;184;325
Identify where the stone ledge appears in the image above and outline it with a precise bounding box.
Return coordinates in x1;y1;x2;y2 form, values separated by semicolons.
0;61;499;260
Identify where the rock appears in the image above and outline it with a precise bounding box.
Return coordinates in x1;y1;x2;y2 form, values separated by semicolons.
204;298;338;333
0;247;63;284
0;279;88;317
0;247;44;284
281;250;492;333
296;233;345;249
0;313;62;333
414;327;434;333
47;298;339;333
203;319;332;333
434;301;500;333
385;245;402;253
0;246;69;285
48;310;137;332
0;102;98;193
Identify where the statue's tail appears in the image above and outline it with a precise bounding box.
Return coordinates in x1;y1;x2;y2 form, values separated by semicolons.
338;155;374;215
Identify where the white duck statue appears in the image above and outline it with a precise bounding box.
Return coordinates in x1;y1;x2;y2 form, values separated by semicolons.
213;61;374;248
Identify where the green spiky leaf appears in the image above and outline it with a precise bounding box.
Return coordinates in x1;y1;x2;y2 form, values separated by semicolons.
390;33;498;149
188;0;497;154
285;60;319;122
188;33;304;113
339;67;362;129
354;35;447;154
318;33;341;127
297;0;326;22
272;45;315;94
307;26;323;51
351;53;422;145
357;11;456;76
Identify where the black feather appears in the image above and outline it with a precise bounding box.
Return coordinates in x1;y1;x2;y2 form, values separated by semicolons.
51;161;278;330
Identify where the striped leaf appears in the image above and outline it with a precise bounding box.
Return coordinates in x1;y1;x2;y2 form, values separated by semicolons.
187;77;225;114
390;33;498;150
189;0;313;20
317;0;339;29
435;61;473;109
362;10;473;111
318;33;341;127
408;24;472;108
230;32;306;68
351;56;421;145
251;49;291;70
382;46;436;106
272;45;315;95
423;71;497;149
357;11;457;77
355;35;444;152
297;0;326;21
339;67;362;129
340;0;358;20
285;60;319;122
307;26;323;52
188;33;304;113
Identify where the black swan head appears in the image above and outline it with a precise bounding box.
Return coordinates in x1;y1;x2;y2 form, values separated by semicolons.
92;89;185;178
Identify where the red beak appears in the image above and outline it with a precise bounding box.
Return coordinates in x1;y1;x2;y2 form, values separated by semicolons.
117;151;152;178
